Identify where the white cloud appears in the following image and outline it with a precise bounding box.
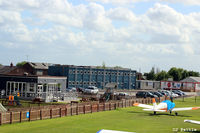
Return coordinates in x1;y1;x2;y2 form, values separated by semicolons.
87;0;200;6
0;0;200;71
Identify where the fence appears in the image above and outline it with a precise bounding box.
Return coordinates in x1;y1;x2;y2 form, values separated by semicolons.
0;97;166;125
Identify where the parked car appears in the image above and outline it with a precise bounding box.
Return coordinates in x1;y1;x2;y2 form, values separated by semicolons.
119;92;129;96
164;90;179;97
66;87;77;92
175;90;186;96
84;86;99;94
136;91;157;98
77;87;85;93
158;90;169;96
172;90;183;96
150;91;164;97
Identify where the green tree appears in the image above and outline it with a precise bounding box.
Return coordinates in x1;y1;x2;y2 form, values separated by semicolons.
181;70;189;80
16;61;27;67
168;67;182;81
0;64;2;66
145;67;156;80
102;61;106;69
188;71;200;77
155;70;169;81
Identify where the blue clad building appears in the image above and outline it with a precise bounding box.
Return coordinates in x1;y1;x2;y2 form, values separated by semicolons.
48;65;136;89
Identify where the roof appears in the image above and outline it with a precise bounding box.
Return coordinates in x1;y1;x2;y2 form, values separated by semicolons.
0;66;17;74
181;76;200;82
136;80;160;83
53;64;133;71
27;62;52;70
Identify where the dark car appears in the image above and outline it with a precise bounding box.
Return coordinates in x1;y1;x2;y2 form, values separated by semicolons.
77;87;85;93
150;91;164;97
136;91;157;98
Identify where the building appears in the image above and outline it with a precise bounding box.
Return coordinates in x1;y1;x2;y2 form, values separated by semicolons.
136;80;160;90
22;62;51;76
0;75;67;102
0;62;51;76
161;76;200;92
48;65;136;89
0;63;19;75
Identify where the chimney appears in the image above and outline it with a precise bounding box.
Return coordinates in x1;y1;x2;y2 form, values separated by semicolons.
10;62;13;67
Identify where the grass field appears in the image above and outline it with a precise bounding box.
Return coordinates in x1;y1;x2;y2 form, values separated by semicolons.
0;97;200;133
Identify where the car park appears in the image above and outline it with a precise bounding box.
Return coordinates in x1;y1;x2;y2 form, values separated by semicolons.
136;91;157;98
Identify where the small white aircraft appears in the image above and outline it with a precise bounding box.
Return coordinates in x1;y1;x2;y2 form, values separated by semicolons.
184;120;200;125
133;98;200;115
97;129;135;133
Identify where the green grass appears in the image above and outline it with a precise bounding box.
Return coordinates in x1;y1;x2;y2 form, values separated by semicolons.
1;97;200;133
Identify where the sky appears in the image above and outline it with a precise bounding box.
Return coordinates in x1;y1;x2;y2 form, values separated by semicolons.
0;0;200;73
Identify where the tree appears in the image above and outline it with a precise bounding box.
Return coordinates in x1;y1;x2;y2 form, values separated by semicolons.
16;61;27;67
188;71;200;77
0;64;2;66
102;61;106;69
155;70;170;81
145;67;156;80
168;67;182;81
181;70;189;80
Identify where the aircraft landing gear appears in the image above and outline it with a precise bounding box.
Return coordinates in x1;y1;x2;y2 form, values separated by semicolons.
175;112;178;116
170;111;172;115
154;111;156;115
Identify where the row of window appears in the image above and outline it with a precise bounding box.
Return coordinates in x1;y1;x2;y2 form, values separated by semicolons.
69;81;97;85
69;70;136;76
68;81;135;86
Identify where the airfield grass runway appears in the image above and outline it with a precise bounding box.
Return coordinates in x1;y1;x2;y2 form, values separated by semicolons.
0;97;200;133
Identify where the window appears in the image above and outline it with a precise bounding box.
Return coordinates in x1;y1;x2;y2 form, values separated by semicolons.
29;83;35;92
77;70;79;74
69;70;72;74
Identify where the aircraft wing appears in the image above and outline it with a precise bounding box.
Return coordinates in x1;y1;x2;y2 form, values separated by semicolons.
172;107;200;111
133;103;153;109
184;120;200;125
97;129;135;133
143;109;166;112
